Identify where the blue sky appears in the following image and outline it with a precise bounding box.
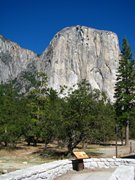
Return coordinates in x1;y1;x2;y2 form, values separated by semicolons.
0;0;135;57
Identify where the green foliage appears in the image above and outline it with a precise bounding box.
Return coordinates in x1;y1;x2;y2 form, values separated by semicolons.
114;37;135;142
40;88;62;148
58;80;115;153
115;37;135;117
0;74;115;152
24;72;48;146
129;108;135;138
13;71;38;94
0;82;23;146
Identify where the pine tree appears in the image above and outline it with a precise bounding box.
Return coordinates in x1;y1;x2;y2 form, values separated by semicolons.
114;37;135;145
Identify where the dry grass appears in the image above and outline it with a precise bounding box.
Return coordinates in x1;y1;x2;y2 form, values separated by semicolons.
0;140;134;174
0;142;51;174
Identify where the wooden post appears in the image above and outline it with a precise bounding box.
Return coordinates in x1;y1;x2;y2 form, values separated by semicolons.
115;125;118;158
130;142;132;154
116;131;118;158
125;120;129;145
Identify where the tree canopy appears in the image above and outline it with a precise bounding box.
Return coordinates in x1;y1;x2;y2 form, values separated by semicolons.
114;37;135;144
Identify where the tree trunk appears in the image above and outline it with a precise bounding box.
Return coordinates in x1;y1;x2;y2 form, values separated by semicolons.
4;141;8;147
44;143;48;150
67;139;74;155
33;139;37;146
120;130;124;145
125;120;129;145
67;134;83;155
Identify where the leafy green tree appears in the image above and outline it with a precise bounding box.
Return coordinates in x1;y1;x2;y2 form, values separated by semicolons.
58;80;115;154
57;80;92;154
0;81;23;147
40;88;63;149
25;72;63;148
91;96;115;143
24;72;48;146
114;37;135;145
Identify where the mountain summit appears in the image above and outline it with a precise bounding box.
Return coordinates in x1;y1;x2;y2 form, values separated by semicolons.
0;26;120;101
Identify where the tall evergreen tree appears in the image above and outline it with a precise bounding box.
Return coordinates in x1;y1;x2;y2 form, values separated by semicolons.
114;37;135;145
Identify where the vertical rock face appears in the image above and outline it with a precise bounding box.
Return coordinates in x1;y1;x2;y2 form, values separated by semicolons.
0;35;38;83
41;26;120;101
0;26;120;101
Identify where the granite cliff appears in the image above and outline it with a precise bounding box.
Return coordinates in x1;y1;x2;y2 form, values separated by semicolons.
0;35;39;83
0;26;120;101
40;26;120;101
